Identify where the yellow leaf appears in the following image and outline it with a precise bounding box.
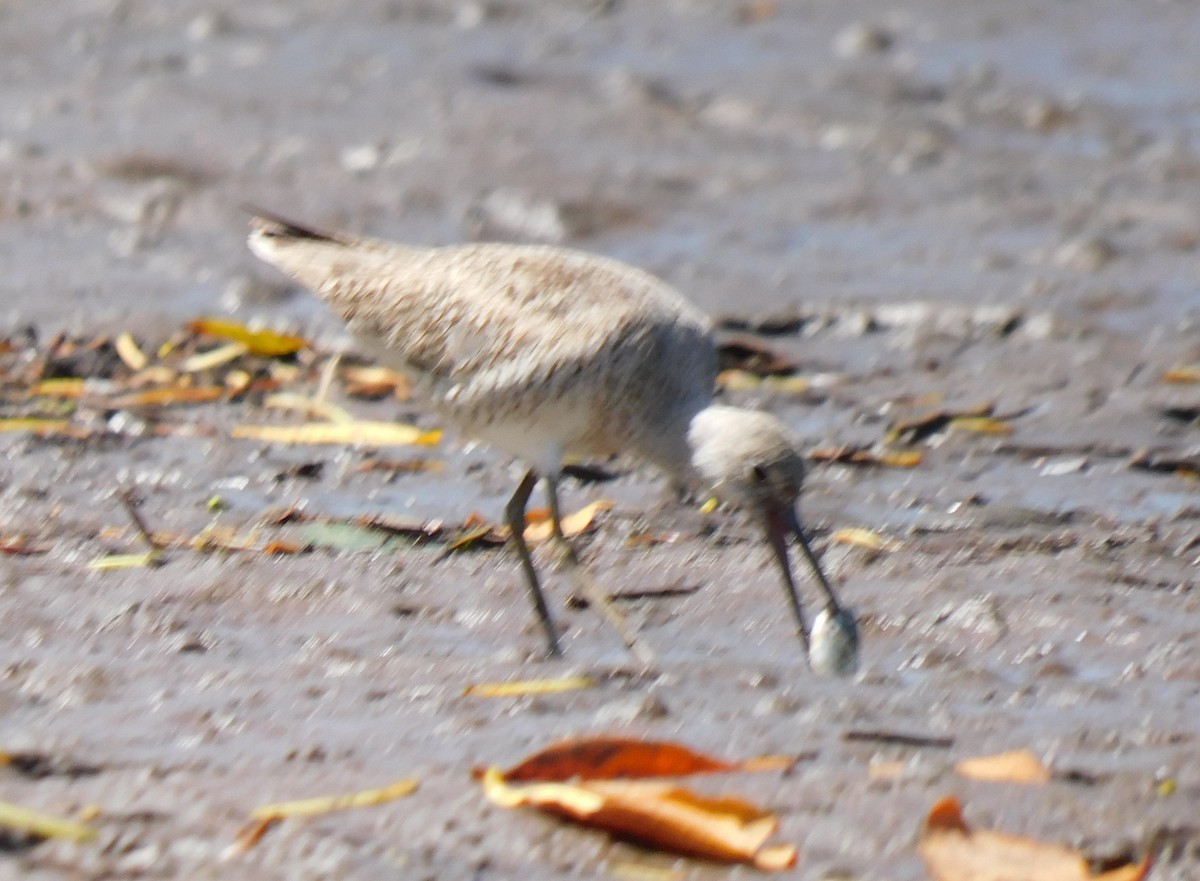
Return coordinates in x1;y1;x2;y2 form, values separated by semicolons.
949;415;1014;436
114;332;148;371
481;769;797;871
232;422;442;447
28;378;87;399
251;778;419;820
89;550;162;570
954;749;1051;785
0;418;89;438
0;800;96;843
878;449;924;467
464;676;596;698
179;342;249;373
716;369;763;391
762;374;811;395
188;317;308;357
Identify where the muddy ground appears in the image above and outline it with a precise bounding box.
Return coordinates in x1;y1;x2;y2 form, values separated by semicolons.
1;1;1198;879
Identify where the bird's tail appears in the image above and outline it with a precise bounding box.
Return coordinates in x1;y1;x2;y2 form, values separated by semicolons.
245;206;370;292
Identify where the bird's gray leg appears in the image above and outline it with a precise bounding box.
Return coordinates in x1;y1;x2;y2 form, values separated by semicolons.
504;469;562;658
545;475;656;666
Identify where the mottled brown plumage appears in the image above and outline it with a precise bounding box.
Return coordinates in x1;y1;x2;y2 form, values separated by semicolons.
248;214;856;670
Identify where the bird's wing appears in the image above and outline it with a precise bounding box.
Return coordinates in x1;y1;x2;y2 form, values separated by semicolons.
250;218;709;383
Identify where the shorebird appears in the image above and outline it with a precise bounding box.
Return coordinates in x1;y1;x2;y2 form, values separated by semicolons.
248;212;858;672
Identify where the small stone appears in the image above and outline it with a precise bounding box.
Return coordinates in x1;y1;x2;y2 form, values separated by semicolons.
467;188;572;243
834;22;894;58
340;143;382;174
1040;456;1088;476
1054;236;1118;272
1024;99;1074;133
593;692;670;725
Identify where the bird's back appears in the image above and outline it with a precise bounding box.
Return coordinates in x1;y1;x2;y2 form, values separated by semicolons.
249;218;718;473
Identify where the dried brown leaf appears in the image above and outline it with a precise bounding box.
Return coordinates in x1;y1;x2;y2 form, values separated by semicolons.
482;769;797;870
919;797;1152;881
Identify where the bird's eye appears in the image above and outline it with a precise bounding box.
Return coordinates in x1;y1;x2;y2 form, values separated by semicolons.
751;464;768;483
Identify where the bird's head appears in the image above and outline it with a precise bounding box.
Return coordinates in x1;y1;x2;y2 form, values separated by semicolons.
687;404;858;675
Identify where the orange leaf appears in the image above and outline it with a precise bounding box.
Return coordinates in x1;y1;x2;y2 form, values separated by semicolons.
482;769;797;870
1163;364;1200;383
919;797;1152;881
497;736;789;783
109;386;226;407
523;500;613;544
341;365;412;399
954;749;1051;784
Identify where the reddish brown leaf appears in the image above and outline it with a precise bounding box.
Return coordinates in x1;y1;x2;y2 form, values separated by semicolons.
499;736;791;783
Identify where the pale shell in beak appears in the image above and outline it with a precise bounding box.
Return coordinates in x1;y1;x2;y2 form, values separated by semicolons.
810;607;860;676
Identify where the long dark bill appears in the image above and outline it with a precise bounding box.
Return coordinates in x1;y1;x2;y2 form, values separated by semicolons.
764;505;811;653
780;505;843;614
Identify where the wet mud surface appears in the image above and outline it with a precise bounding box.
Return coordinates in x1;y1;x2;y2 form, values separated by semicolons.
1;1;1198;879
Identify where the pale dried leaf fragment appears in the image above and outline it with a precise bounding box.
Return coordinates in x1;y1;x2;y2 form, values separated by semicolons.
250;777;419;819
114;332;149;371
830;527;900;552
232;422;442;447
225;776;419;859
481;769;797;870
954;749;1051;784
179;342;249;373
263;392;354;423
341;364;412;399
919;797;1152;881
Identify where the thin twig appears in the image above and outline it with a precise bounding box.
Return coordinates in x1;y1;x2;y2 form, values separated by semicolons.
842;730;955;749
118;489;167;552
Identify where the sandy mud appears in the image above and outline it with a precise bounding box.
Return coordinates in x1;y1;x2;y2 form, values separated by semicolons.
0;1;1197;879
